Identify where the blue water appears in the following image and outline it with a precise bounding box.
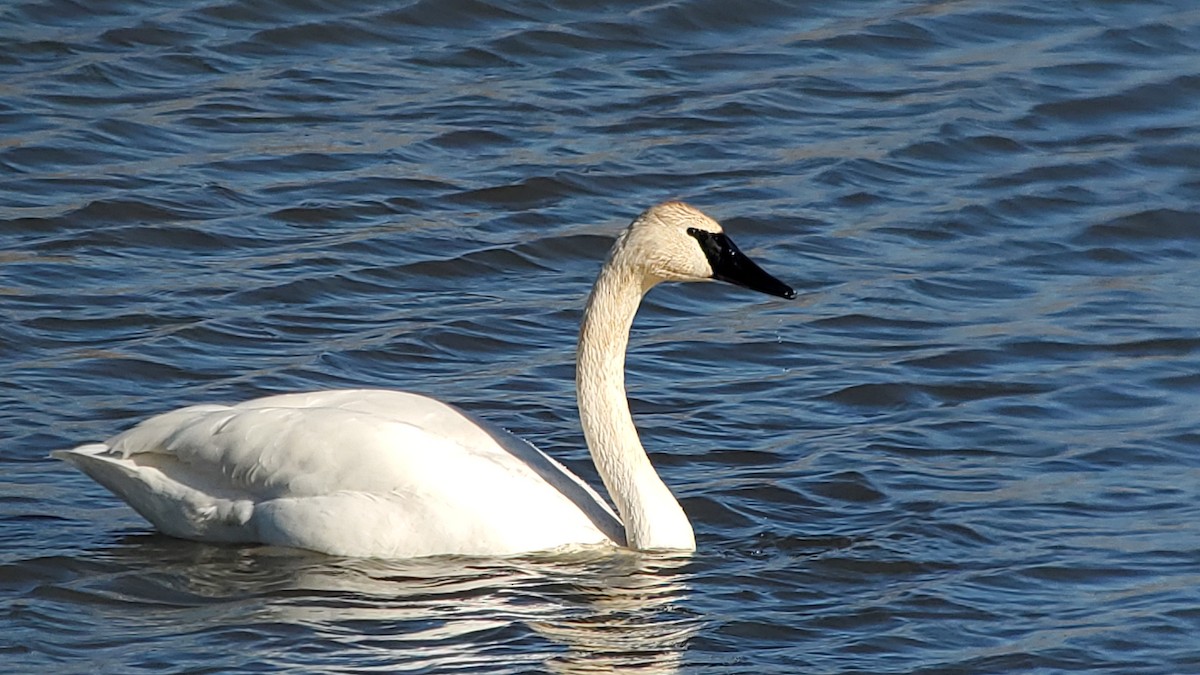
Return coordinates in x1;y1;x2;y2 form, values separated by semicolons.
3;0;1200;672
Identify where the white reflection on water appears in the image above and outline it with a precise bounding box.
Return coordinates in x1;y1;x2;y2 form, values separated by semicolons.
68;538;698;672
530;553;696;674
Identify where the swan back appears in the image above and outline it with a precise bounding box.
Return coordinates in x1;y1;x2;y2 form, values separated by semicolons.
55;390;624;557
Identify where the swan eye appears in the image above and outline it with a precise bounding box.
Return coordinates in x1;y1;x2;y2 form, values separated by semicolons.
686;227;722;262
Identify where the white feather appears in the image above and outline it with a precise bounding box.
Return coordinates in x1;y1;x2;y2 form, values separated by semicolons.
55;390;621;557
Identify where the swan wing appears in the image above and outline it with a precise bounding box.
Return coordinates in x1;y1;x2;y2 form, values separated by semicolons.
54;389;623;557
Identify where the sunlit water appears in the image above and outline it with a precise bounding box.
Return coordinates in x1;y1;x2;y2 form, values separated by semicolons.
3;1;1199;672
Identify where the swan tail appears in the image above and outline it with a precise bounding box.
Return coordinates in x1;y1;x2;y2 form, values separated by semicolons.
51;444;256;543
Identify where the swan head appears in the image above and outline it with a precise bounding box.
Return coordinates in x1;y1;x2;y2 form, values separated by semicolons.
617;201;796;299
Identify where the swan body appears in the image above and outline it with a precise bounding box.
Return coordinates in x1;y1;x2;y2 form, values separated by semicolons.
56;390;622;557
54;201;795;558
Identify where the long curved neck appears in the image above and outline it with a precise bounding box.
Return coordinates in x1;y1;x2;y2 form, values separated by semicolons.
576;257;695;551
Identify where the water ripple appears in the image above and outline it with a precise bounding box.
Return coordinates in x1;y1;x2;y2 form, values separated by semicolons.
2;0;1199;672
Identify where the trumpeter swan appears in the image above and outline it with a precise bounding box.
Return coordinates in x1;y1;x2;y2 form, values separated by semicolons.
53;201;795;558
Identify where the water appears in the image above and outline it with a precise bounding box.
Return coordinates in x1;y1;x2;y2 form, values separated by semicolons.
3;0;1199;671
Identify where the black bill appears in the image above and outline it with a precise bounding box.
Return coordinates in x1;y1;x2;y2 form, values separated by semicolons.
687;227;796;300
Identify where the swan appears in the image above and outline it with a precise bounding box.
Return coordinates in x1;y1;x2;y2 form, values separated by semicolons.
53;201;795;558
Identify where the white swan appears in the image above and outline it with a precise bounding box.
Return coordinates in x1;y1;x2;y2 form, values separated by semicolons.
53;201;795;558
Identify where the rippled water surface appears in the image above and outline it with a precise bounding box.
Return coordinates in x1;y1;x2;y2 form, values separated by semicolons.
3;0;1200;672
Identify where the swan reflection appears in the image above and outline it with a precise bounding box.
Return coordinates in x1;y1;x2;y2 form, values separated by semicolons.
91;538;698;672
